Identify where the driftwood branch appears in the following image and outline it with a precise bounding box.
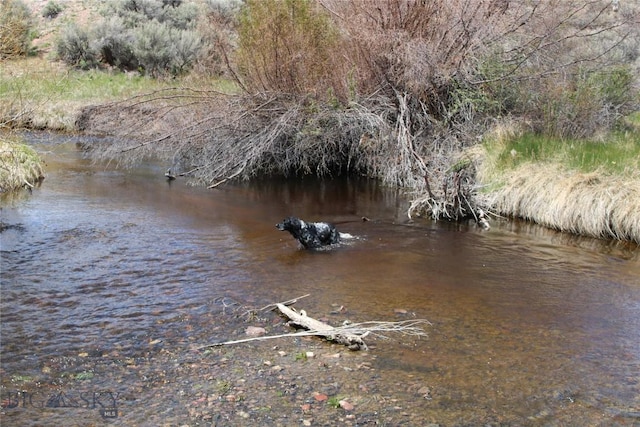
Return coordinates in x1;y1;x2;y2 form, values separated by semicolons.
198;300;430;351
197;330;320;349
276;303;367;350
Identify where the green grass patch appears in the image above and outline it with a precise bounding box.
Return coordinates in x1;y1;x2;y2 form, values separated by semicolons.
216;379;232;394
488;129;640;176
565;133;640;174
1;57;236;131
625;111;640;131
1;58;168;130
326;395;343;409
10;374;34;383
73;371;94;381
1;58;169;103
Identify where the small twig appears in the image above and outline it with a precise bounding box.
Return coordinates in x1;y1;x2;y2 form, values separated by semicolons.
179;165;205;176
197;330;322;350
207;161;247;188
259;294;311;312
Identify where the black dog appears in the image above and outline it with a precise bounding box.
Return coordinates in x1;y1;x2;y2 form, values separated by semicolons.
276;217;341;249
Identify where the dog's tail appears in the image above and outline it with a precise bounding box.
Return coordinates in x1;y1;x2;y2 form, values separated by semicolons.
339;232;354;239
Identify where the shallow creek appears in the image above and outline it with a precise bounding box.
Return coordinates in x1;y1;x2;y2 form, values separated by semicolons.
1;135;639;426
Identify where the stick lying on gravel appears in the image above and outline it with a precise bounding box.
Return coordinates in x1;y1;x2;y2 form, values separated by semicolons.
276;303;367;350
198;303;430;351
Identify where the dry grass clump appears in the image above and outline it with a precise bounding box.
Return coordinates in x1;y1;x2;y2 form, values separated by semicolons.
476;119;640;243
0;0;33;59
0;136;44;193
485;163;640;243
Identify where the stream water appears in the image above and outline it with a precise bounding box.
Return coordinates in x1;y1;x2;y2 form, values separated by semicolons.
1;134;639;426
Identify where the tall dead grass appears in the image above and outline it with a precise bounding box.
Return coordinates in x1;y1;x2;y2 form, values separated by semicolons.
479;163;640;243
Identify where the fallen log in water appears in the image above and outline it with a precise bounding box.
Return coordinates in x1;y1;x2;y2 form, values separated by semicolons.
198;300;430;351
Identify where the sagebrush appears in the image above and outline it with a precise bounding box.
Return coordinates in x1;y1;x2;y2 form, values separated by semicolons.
0;0;33;59
56;0;202;76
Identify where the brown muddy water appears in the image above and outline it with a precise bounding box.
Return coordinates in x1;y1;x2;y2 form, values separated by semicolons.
1;134;639;426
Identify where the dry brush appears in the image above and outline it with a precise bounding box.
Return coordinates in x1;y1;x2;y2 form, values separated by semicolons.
78;0;638;230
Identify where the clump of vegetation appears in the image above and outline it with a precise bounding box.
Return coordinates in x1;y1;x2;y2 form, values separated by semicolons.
56;23;99;70
327;396;341;409
503;65;638;140
480;161;640;243
0;135;44;193
56;0;202;76
235;0;343;98
42;1;63;19
0;0;34;59
476;118;640;242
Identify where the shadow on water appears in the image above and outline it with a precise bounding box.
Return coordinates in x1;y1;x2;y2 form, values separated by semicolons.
1;135;639;425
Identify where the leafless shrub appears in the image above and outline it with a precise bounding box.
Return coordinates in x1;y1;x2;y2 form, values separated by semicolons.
80;85;483;220
319;0;516;117
80;90;390;185
472;1;639;138
195;0;243;78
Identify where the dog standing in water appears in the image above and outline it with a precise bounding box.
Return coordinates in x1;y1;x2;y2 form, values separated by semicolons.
276;217;342;249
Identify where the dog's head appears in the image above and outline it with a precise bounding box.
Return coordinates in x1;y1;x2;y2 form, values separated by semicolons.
276;217;303;232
